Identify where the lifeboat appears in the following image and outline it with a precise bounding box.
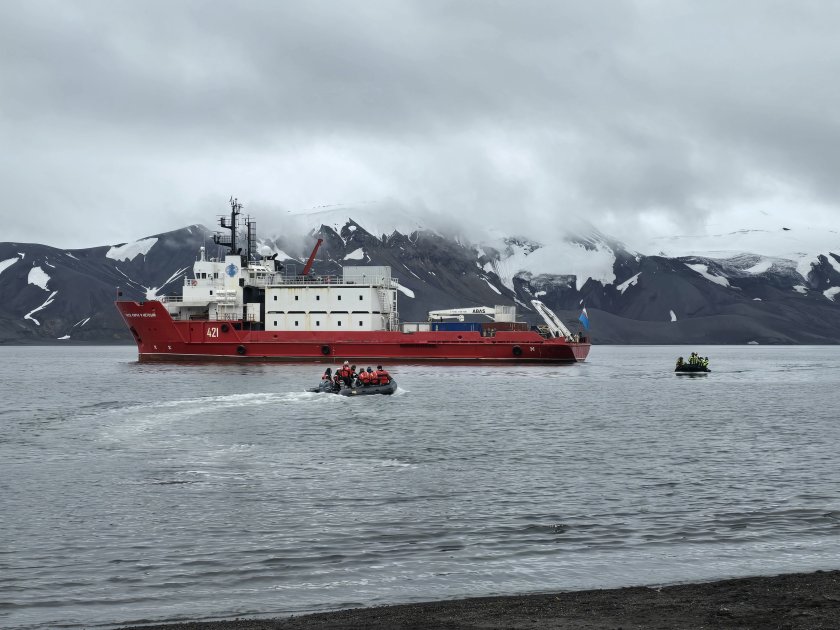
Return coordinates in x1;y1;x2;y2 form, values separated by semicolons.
307;380;398;396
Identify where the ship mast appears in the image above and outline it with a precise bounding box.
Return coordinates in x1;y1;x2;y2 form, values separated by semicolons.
245;216;256;262
213;197;242;256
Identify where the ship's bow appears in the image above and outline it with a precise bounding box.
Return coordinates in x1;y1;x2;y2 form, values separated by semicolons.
115;300;182;356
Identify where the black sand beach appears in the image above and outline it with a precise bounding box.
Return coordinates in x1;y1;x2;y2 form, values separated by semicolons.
121;570;840;629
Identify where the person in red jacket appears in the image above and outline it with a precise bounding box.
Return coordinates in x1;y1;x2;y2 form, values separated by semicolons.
365;367;378;385
338;361;354;386
375;365;390;384
358;368;371;386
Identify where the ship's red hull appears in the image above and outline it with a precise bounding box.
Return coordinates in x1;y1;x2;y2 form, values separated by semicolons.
116;300;590;363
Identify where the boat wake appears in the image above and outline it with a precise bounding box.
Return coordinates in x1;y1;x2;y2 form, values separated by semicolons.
92;391;342;434
114;391;339;415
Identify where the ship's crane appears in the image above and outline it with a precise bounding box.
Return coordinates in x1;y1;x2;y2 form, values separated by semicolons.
530;299;573;339
302;238;324;276
427;306;515;322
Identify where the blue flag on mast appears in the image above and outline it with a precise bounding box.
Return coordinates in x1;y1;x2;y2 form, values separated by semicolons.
578;305;590;330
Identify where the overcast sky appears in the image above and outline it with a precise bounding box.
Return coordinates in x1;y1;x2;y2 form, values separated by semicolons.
2;0;839;249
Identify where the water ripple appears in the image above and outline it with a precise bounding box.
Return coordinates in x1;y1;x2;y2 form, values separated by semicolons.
3;345;840;629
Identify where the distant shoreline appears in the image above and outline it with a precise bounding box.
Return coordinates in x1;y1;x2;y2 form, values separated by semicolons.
119;570;840;630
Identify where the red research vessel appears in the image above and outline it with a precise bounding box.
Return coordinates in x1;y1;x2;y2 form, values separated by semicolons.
116;200;591;363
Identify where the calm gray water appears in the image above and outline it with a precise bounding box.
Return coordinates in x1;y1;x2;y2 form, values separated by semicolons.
2;345;840;629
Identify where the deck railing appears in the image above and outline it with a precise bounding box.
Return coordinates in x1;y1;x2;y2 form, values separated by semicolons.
175;273;400;289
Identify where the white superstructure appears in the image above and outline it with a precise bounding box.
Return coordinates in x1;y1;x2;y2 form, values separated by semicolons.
162;248;400;331
264;266;398;332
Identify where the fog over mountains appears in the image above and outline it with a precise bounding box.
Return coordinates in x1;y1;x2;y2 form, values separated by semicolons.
2;211;840;345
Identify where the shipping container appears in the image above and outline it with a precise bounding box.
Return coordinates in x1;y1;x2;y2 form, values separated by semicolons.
482;322;529;331
431;322;483;332
401;322;432;333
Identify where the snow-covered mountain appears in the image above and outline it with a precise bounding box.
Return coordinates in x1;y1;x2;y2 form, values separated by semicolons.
0;226;211;343
2;212;840;344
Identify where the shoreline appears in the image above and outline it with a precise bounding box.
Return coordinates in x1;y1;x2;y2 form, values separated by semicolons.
120;569;840;629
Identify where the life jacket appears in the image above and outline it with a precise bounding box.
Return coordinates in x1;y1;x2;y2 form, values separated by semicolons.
366;371;378;385
376;369;390;384
359;371;370;384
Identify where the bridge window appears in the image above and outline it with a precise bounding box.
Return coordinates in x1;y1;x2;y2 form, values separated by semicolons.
294;320;299;326
338;295;342;300
294;295;299;301
359;320;363;327
273;295;277;301
316;295;320;301
337;321;342;326
315;320;320;326
273;320;277;326
359;295;363;301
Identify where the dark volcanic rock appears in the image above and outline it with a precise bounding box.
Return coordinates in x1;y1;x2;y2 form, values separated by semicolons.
118;570;840;630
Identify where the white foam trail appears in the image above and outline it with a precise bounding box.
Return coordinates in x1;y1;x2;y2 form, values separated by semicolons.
110;391;335;416
379;459;413;468
94;390;346;442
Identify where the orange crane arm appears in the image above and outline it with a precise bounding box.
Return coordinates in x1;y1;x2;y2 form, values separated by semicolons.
302;238;324;276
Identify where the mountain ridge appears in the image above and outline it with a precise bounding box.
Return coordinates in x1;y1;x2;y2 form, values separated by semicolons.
2;216;839;345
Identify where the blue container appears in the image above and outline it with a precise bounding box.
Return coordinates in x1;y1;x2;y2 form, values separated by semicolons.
431;322;482;332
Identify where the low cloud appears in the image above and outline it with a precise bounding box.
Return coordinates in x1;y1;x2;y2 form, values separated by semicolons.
2;1;838;248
